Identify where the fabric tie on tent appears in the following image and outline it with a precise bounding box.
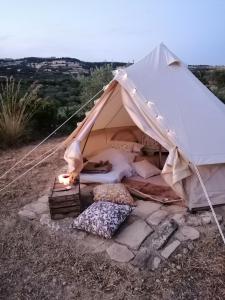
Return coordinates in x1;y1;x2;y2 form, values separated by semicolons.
161;147;192;198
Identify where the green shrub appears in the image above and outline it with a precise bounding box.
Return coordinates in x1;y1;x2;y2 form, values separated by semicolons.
0;76;41;146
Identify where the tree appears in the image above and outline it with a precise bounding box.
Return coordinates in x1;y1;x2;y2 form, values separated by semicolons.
79;65;113;107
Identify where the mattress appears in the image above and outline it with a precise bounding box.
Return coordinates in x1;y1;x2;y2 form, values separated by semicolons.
80;148;133;184
80;165;128;183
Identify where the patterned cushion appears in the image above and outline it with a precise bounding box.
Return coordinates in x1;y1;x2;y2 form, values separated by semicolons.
93;183;134;205
108;140;134;152
72;201;132;238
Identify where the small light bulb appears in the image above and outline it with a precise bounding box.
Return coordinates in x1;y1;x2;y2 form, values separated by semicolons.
167;129;175;136
156;115;163;120
147;101;155;107
123;73;128;80
132;88;137;95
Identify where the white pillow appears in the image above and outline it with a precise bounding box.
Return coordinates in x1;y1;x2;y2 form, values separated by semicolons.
133;142;144;153
132;160;161;179
88;148;131;165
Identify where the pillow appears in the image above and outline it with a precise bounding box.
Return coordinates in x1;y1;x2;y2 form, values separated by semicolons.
119;150;136;164
133;142;144;153
89;148;131;165
71;201;132;238
93;183;134;205
133;160;161;179
108;140;134;152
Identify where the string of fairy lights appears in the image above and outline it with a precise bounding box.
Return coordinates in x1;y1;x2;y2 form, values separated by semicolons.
114;68;176;140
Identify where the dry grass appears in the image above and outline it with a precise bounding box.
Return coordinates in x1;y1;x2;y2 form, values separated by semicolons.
0;139;225;299
0;76;41;145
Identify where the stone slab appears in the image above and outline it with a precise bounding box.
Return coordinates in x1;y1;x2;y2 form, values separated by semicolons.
171;213;186;225
107;243;134;263
161;240;181;259
37;195;49;203
18;209;36;220
146;210;168;226
132;200;161;220
186;215;202;227
24;201;49;215
143;220;178;250
175;226;200;241
151;256;161;270
115;219;153;250
164;205;187;214
131;247;151;269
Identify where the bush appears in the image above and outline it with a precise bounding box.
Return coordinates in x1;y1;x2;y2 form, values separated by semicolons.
0;76;41;146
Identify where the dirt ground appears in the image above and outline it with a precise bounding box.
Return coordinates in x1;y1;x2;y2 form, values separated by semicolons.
1;138;225;300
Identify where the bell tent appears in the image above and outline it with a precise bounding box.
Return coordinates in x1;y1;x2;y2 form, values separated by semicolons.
64;43;225;211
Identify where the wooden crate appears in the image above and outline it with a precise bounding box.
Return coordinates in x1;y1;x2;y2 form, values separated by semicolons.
48;177;81;220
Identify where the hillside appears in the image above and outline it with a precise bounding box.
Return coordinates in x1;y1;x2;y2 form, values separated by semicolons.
0;57;126;80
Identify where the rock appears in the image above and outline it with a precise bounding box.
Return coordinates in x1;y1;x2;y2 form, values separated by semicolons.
187;242;194;251
37;195;49;203
131;247;151;269
200;212;212;225
18;209;36;220
115;219;153;250
146;210;168;226
106;243;134;263
132;200;161;220
201;211;223;224
175;226;200;241
40;213;51;225
24;201;48;215
161;240;181;259
186;215;202;226
183;248;188;254
151;256;161;270
164;205;187;214
171;213;186;225
143;220;178;250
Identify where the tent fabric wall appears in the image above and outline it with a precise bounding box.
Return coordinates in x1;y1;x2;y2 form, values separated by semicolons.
185;164;225;210
63;43;225;209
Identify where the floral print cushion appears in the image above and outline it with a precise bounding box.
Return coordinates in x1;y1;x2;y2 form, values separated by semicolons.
108;140;134;152
93;183;134;205
72;201;132;238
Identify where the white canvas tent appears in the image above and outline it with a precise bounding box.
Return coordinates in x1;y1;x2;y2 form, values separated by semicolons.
64;43;225;211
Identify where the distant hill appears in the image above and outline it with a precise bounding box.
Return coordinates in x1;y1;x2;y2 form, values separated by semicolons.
0;57;127;80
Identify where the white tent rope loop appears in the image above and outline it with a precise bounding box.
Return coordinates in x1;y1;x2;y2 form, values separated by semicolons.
0;88;104;179
194;165;225;245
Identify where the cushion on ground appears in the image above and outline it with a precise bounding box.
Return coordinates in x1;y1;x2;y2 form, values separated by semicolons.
93;183;134;206
132;160;161;179
71;201;132;239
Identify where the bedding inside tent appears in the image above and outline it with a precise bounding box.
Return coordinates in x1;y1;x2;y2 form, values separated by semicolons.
65;83;182;205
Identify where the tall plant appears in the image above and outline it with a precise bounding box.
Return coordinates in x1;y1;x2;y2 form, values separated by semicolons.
0;76;41;145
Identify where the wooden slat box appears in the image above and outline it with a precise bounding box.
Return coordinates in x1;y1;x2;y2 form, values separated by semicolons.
48;178;81;220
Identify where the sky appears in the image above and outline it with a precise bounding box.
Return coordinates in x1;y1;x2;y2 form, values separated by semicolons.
0;0;225;64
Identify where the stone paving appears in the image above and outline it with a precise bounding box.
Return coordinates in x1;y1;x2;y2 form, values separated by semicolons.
18;190;224;271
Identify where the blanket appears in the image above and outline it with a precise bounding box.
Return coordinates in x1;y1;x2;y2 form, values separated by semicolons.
81;160;112;174
122;178;182;204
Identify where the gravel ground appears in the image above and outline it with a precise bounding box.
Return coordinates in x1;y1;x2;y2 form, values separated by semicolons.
1;138;225;300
